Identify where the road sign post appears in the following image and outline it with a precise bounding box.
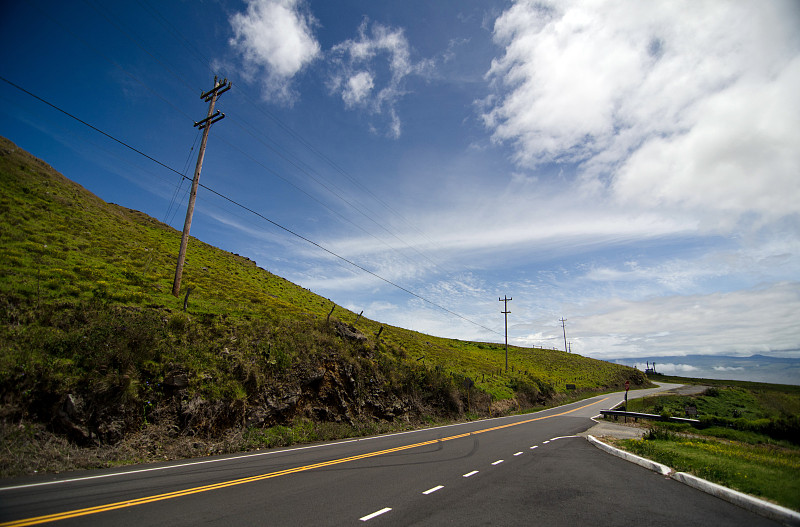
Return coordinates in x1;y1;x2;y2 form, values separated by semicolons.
624;381;630;422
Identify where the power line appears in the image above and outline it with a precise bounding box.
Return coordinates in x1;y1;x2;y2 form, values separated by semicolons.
231;88;457;277
197;180;500;335
80;0;198;95
69;0;463;302
1;75;500;336
0;77;185;179
164;129;201;225
132;0;459;277
214;125;439;277
33;0;196;124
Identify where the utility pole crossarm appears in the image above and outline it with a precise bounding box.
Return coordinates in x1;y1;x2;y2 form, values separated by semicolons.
194;110;225;129
172;76;231;298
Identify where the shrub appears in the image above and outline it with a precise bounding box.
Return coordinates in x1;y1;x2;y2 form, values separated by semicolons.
644;426;679;441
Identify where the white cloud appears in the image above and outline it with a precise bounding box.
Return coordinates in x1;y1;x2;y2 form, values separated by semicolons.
613;57;800;228
342;70;374;106
229;0;320;104
713;366;744;372
481;0;800;227
571;282;800;359
328;19;432;138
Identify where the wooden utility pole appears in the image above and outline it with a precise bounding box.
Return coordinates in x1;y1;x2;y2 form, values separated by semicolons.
560;317;568;353
172;76;231;297
499;296;512;372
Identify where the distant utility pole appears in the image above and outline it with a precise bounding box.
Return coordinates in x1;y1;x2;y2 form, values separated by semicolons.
172;76;231;297
500;296;512;372
560;317;568;353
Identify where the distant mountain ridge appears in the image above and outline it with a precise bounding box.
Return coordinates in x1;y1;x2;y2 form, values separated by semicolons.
610;354;800;386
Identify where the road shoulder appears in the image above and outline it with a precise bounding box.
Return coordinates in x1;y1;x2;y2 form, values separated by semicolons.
583;422;800;527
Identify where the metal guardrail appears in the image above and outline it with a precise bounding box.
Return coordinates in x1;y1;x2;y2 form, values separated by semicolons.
600;410;701;425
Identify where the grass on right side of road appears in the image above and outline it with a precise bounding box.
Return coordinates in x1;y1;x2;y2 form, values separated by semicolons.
615;428;800;511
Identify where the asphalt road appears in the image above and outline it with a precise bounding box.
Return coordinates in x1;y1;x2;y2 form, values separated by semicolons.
0;384;782;526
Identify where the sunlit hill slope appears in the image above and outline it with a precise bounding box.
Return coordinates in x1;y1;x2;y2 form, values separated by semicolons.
0;136;647;471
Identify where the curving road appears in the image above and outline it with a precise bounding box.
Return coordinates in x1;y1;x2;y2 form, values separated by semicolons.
0;384;781;526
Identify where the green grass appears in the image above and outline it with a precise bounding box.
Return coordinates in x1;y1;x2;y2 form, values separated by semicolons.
618;430;800;511
0;135;645;405
624;384;800;445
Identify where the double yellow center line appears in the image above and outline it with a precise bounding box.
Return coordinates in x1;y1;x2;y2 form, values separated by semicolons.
1;398;608;526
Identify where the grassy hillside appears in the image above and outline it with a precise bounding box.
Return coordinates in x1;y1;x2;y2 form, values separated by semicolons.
0;136;647;474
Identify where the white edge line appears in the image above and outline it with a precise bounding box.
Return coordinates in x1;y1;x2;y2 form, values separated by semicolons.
2;391;629;492
463;470;479;478
549;435;579;441
422;485;444;495
360;507;392;521
0;438;362;492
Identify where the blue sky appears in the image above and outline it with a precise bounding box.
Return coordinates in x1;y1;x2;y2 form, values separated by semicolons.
2;1;799;371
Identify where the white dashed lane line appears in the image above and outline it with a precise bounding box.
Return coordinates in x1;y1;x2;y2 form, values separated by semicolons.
360;507;392;521
362;443;551;521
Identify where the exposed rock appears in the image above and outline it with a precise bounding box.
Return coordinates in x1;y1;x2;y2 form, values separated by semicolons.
334;321;367;342
55;394;90;444
163;372;189;389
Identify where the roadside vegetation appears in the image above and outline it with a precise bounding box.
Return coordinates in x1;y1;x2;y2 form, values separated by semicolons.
607;378;800;511
0;136;648;476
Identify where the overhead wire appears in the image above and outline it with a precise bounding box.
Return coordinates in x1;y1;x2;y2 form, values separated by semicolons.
233;87;455;273
32;0;207;228
22;0;495;333
81;0;200;95
132;0;461;278
230;83;458;277
0;75;501;336
212;131;420;262
218;119;442;276
164;130;201;226
32;0;195;125
76;0;448;283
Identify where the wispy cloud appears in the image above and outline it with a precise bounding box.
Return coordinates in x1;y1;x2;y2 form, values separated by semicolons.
327;18;433;138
